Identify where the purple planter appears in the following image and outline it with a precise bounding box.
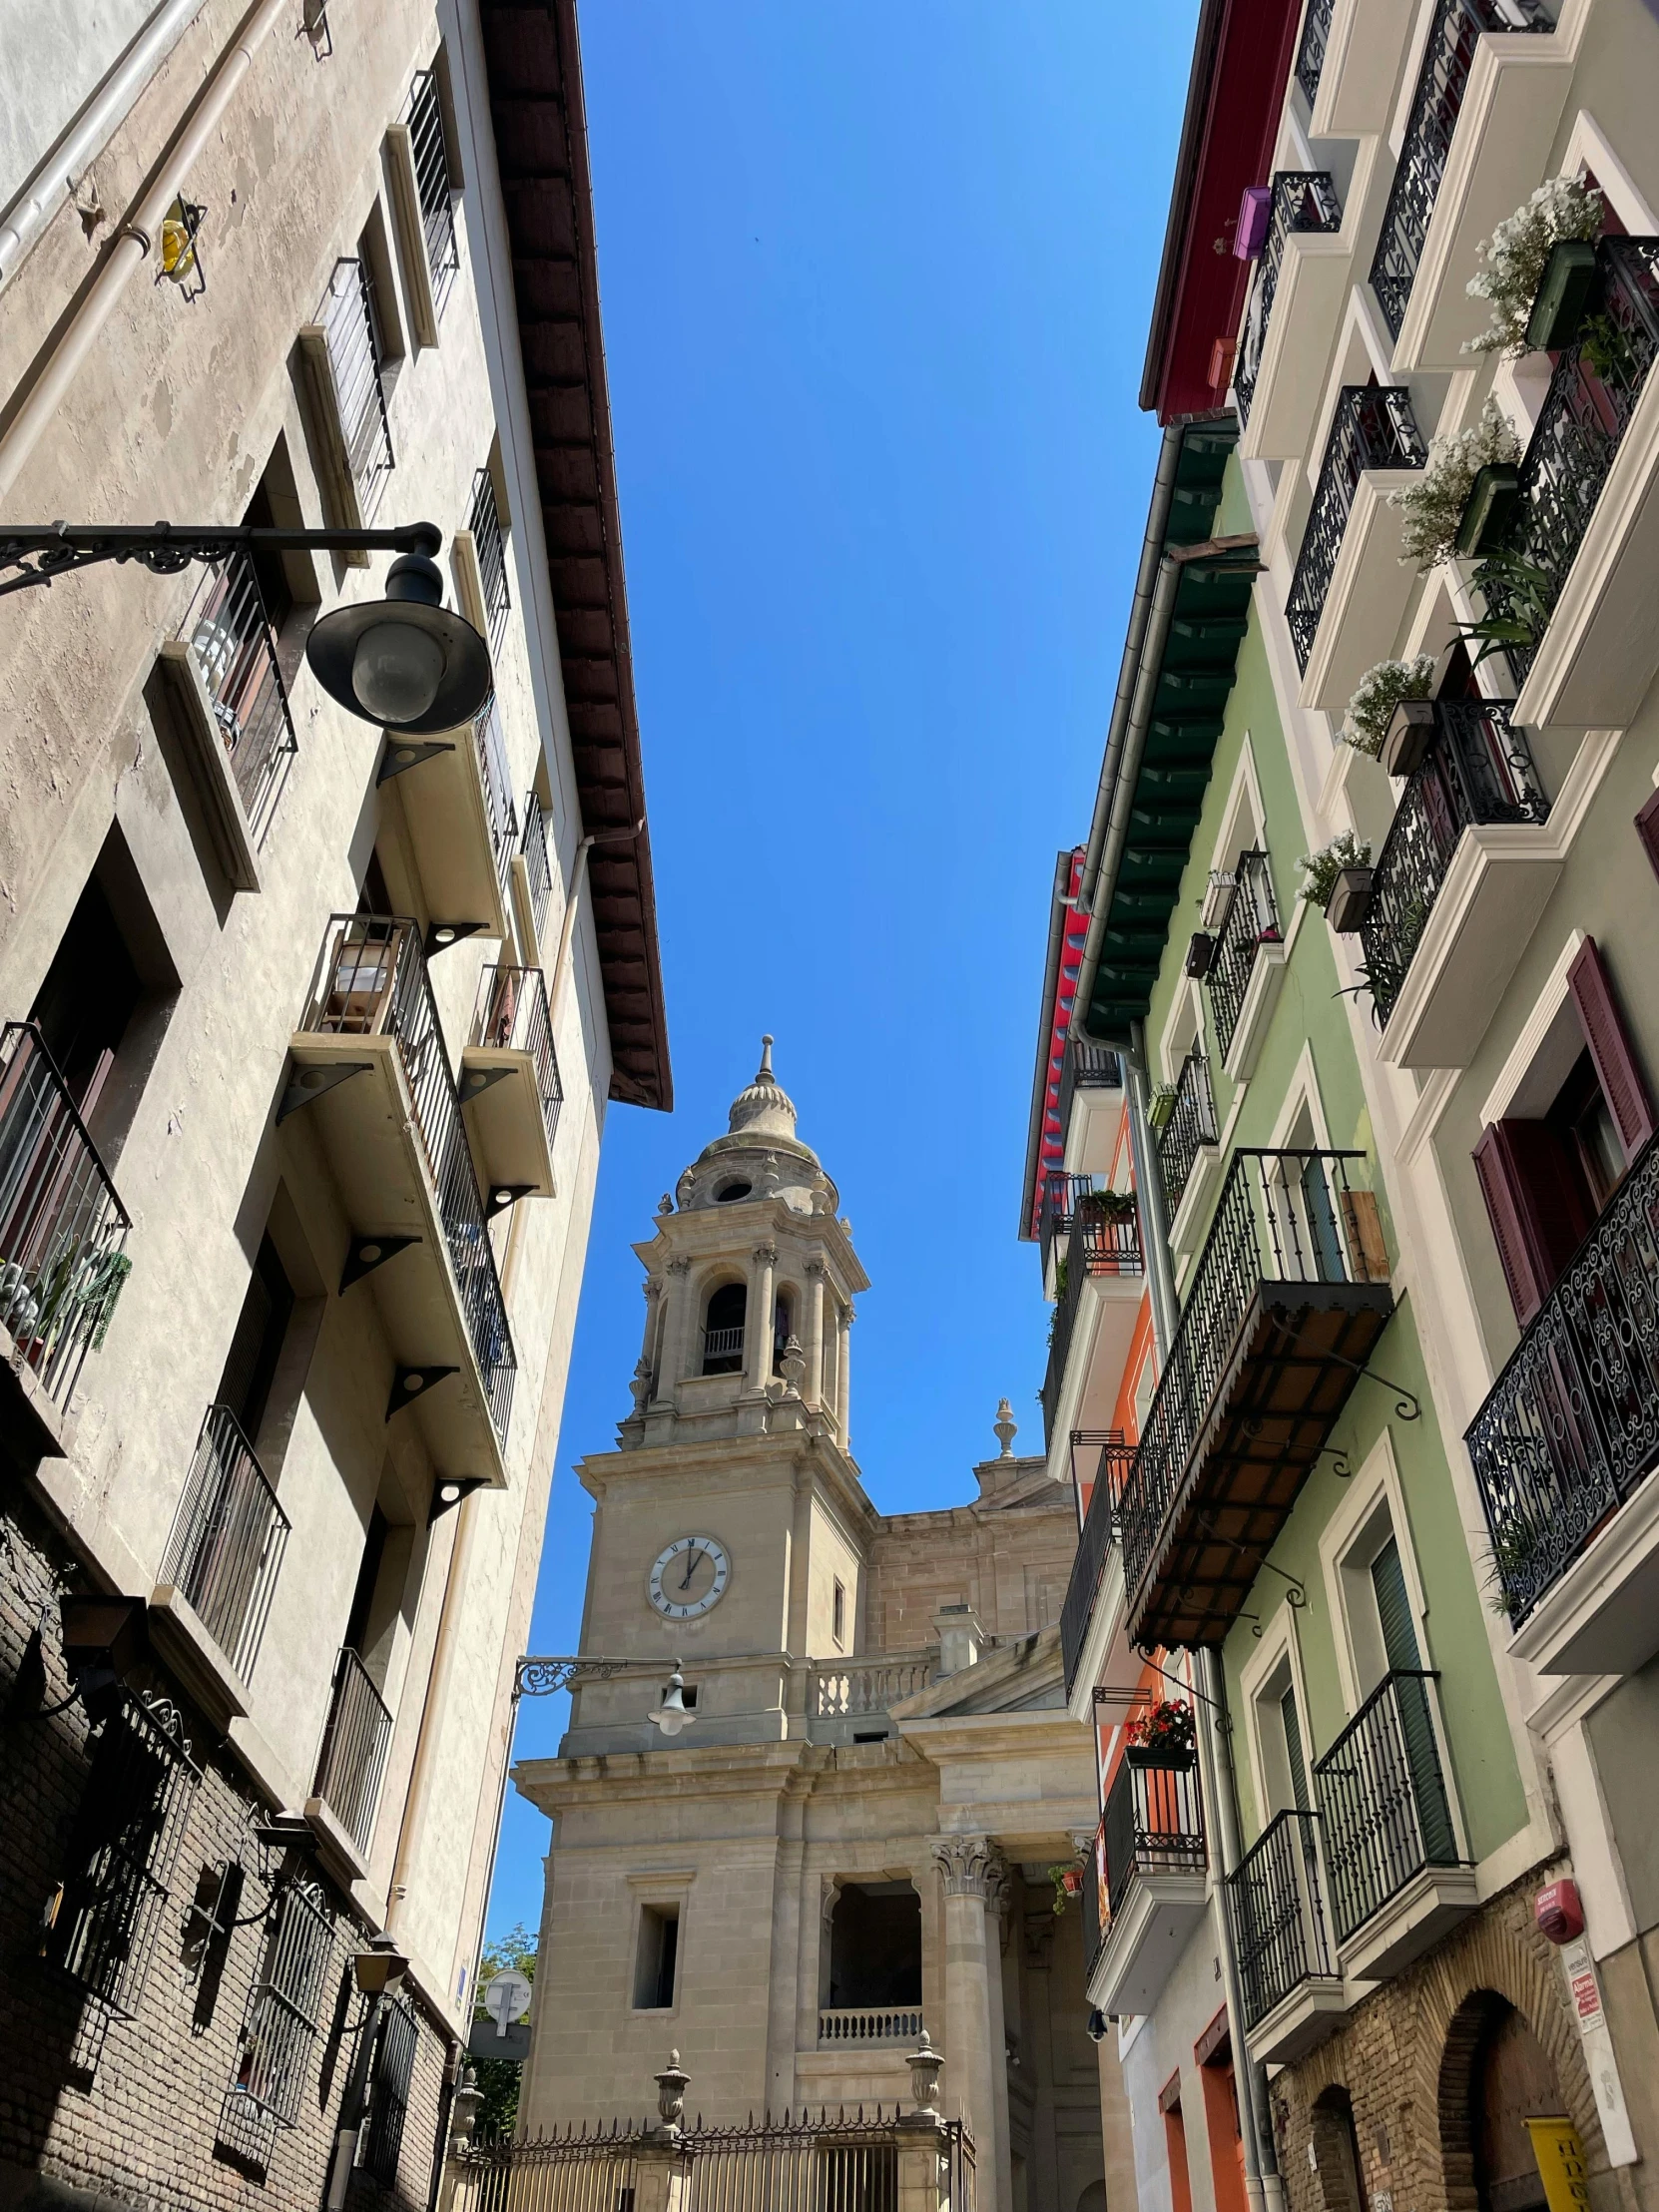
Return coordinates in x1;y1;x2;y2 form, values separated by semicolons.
1235;186;1273;260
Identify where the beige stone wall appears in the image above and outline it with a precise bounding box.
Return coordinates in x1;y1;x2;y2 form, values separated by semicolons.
867;1458;1076;1649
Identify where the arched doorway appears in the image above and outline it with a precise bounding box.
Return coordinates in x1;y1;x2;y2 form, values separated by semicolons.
1468;1998;1567;2212
1309;2086;1368;2212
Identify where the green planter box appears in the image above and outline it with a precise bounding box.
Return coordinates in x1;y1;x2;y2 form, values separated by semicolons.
1455;463;1521;558
1525;237;1599;354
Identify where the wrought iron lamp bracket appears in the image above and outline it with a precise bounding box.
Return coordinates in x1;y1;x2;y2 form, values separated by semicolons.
0;521;442;600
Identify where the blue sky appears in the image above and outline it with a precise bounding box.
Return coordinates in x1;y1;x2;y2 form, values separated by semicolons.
485;0;1199;1942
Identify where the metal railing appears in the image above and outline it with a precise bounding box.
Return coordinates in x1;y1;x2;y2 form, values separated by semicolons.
1235;173;1343;428
1295;0;1335;105
1229;1809;1337;2029
818;2006;924;2045
1370;0;1556;340
1118;1150;1385;1607
1038;1170;1096;1285
1314;1669;1460;1943
1157;1051;1218;1221
319;258;394;517
1361;702;1548;1025
469;466;512;655
1097;1752;1206;1932
470;964;562;1154
407;67;459;313
233;1873;334;2125
1287;386;1427;671
180;551;297;840
0;1022;131;1409
812;1651;936;1716
1044;1197;1144;1448
474;696;520;902
160;1404;289;1683
1489;236;1659;684
1060;1437;1136;1695
1052;1038;1123;1207
313;1646;392;1856
1207;850;1281;1062
1468;1131;1659;1627
300;916;517;1437
519;794;553;942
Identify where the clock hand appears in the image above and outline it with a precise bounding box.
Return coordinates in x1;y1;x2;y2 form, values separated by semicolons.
679;1548;702;1592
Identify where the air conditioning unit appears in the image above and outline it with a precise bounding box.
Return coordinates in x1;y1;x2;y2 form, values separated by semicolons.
1200;870;1237;929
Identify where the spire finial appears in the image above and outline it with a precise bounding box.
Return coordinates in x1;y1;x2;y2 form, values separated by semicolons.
994;1397;1017;1457
759;1034;775;1079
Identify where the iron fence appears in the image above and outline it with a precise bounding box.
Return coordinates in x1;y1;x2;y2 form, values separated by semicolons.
1467;1131;1659;1625
1360;701;1548;1024
1370;0;1556;340
301;914;517;1437
1235;172;1342;427
471;465;512;655
1294;0;1335;105
1060;1437;1136;1695
319;258;394;517
1156;1051;1218;1221
160;1404;289;1682
1207;850;1281;1062
1228;1808;1336;2028
520;795;554;942
1313;1669;1460;1943
407;68;459;314
475;697;521;901
312;1646;393;1856
1098;1752;1206;1929
1287;385;1426;670
1118;1150;1384;1606
471;964;562;1157
180;551;297;840
0;1021;131;1409
231;1873;335;2125
812;1652;936;1717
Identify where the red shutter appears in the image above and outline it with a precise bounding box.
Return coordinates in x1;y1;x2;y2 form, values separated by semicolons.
1471;1122;1590;1328
1568;936;1656;1162
1635;788;1659;886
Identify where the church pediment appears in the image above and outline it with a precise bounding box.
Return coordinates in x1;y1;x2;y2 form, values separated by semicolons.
887;1626;1067;1719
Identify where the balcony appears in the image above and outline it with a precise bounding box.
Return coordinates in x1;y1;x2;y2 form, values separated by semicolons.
512;792;554;958
1038;1171;1096;1292
1060;1437;1136;1697
0;1022;130;1420
818;2006;923;2049
1500;239;1659;733
1084;1753;1208;2017
1156;1051;1219;1228
1235;174;1344;461
1362;702;1553;1070
1229;1810;1345;2063
1469;1133;1659;1674
811;1650;937;1744
460;964;561;1202
1293;0;1334;105
1308;0;1417;137
150;1405;289;1725
306;1646;392;1870
1207;849;1286;1079
1054;1035;1124;1172
286;915;515;1480
380;701;514;943
1313;1669;1473;1978
1040;1194;1144;1453
1119;1149;1394;1650
1370;0;1558;352
1288;387;1427;707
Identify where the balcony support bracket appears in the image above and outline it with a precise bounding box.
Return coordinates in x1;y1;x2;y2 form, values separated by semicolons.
1192;1510;1308;1634
1303;1339;1421;1422
424;920;487;959
377;738;455;785
459;1064;513;1102
386;1365;459;1421
339;1233;420;1293
483;1183;536;1219
276;1059;372;1124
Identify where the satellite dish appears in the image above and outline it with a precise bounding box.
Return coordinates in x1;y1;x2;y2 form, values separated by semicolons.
481;1968;533;2035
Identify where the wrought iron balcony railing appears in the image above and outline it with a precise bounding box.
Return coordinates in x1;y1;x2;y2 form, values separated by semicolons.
1468;1131;1659;1627
1157;1051;1219;1221
1208;850;1282;1062
1052;1036;1124;1194
180;551;297;840
1118;1149;1394;1648
1235;173;1343;428
313;1645;393;1856
319;258;394;517
1097;1752;1206;1936
0;1022;130;1410
1370;0;1556;341
407;67;459;315
519;793;553;942
1060;1436;1136;1695
1229;1808;1337;2028
1488;237;1659;684
160;1404;289;1682
1360;701;1548;1026
473;696;519;902
469;466;512;656
1287;386;1426;672
299;916;516;1437
469;964;562;1153
1042;1196;1144;1449
1038;1170;1095;1286
1294;0;1335;106
1313;1669;1460;1943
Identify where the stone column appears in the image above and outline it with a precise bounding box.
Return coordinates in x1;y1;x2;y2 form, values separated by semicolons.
746;1242;778;1393
931;1836;1004;2205
834;1303;854;1443
803;1260;827;1406
982;1861;1013;2212
653;1258;692;1403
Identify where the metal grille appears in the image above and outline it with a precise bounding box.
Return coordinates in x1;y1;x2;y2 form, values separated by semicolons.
812;1652;936;1717
313;1646;392;1856
407;68;459;313
684;2122;900;2212
160;1403;289;1682
520;795;554;942
1370;0;1556;340
362;1993;418;2185
1235;173;1342;427
1050;1041;1122;1221
1360;702;1548;1024
1286;386;1426;671
319;258;394;517
1294;0;1335;105
1044;1195;1144;1448
1207;850;1281;1062
49;1692;199;2018
1098;1753;1206;1929
301;914;517;1438
232;1875;334;2124
1038;1171;1095;1287
475;698;521;900
180;551;297;840
1313;1669;1460;1941
471;964;563;1154
470;467;512;655
1060;1438;1136;1695
1228;1808;1336;2028
0;1021;131;1408
1467;1131;1659;1626
1156;1051;1218;1221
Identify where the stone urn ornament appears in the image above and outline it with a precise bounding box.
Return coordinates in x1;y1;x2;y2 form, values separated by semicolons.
993;1398;1017;1458
779;1334;807;1395
904;2030;944;2120
654;2050;691;2140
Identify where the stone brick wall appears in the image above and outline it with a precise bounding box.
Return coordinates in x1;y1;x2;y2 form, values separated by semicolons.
0;1496;451;2212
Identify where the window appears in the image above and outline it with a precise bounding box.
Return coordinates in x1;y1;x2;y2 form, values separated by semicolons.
231;1876;334;2125
825;1882;920;2008
832;1579;846;1648
220;1234;296;1445
313;254;395;523
1196;2016;1248;2212
633;1903;680;2009
405;64;459;314
702;1282;746;1374
360;1993;417;2184
468;464;511;655
772;1292;794;1374
1162;2077;1194;2212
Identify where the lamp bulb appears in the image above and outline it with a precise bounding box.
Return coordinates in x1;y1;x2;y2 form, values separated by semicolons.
351;620;446;725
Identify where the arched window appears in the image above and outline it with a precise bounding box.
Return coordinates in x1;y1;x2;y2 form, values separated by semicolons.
701;1282;746;1375
772;1292;794;1375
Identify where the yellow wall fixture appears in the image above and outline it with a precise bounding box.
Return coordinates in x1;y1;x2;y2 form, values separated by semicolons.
1523;2117;1591;2212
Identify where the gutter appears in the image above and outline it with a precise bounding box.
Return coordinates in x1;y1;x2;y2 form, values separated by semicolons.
1016;848;1083;1243
1138;0;1228;417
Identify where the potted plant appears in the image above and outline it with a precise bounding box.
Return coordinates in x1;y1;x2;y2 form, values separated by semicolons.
1454;462;1522;559
1126;1698;1196;1763
1461;176;1602;358
1527;237;1600;353
1345;654;1435;763
1390;396;1522;573
1079;1186;1137;1225
1297;829;1372;919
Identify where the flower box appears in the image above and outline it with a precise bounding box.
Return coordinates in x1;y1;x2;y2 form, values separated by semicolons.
1235;186;1273;261
1200;869;1238;928
1524;237;1599;355
1185;931;1215;980
1454;463;1521;559
1382;697;1437;779
1327;865;1376;934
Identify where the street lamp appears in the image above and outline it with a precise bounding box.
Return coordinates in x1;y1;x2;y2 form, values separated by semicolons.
325;1933;413;2211
514;1654;697;1737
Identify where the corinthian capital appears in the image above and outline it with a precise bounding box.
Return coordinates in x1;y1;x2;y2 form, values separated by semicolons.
931;1834;1005;1902
753;1242;779;1267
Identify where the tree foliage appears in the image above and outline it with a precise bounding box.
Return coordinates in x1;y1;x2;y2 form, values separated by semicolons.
471;1923;537;2142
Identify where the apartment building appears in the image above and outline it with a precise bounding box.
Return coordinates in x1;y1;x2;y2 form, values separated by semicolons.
0;3;667;2208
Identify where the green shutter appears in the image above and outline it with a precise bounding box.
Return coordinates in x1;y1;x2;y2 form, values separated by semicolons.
1369;1535;1456;1864
1370;1536;1420;1672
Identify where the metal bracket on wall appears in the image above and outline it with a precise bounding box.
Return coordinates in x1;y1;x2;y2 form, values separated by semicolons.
339;1235;420;1293
483;1183;535;1219
424;920;486;958
460;1065;512;1102
385;1366;459;1421
376;738;455;785
276;1060;371;1124
429;1477;490;1524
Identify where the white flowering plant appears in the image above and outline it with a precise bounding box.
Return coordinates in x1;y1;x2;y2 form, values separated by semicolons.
1389;396;1521;573
1344;654;1436;757
1297;830;1373;910
1464;177;1603;358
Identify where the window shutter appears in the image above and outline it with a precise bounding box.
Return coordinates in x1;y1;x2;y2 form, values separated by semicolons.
1280;1685;1310;1812
1472;1124;1549;1326
1636;788;1659;884
1568;936;1655;1163
1370;1537;1421;1673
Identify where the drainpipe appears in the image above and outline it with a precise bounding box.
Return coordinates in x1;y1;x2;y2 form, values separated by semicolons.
0;0;292;499
544;819;643;1030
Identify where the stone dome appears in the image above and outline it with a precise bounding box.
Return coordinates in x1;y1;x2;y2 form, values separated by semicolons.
674;1037;838;1215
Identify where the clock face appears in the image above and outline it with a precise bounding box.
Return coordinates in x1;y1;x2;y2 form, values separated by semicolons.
648;1535;731;1620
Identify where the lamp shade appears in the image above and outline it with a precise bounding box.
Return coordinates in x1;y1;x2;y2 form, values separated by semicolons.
353;1932;410;1995
305;550;492;734
649;1668;694;1737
